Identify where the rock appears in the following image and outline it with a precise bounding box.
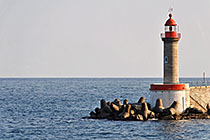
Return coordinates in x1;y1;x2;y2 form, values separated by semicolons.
104;106;112;114
95;107;100;115
168;108;177;116
148;111;155;119
89;98;210;121
206;103;210;110
100;99;112;113
132;97;148;111
138;97;145;103
129;109;136;119
142;104;149;121
157;101;179;120
147;103;151;110
141;102;149;121
107;101;111;106
97;112;111;119
131;103;142;111
90;111;97;118
184;107;203;114
100;99;107;109
123;99;128;105
169;101;178;110
180;113;210;120
95;99;113;119
152;98;165;113
110;99;122;115
111;103;120;112
163;101;179;115
206;103;210;114
130;109;135;115
136;114;144;121
174;114;182;120
109;115;121;121
120;99;129;113
156;98;164;108
159;113;181;120
160;115;175;120
121;104;131;119
113;99;122;107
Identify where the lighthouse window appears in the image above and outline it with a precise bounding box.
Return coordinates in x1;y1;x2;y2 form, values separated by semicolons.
165;26;177;32
164;56;168;64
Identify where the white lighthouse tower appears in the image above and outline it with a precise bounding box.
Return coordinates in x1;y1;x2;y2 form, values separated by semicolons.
150;13;189;113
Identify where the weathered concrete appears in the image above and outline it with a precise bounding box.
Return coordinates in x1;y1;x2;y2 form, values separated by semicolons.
150;87;188;113
185;88;191;110
87;97;210;121
162;38;180;84
189;86;210;112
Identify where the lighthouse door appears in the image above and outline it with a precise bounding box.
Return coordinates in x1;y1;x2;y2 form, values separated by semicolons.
182;97;185;111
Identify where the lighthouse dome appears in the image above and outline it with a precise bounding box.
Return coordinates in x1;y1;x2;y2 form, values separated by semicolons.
165;13;177;26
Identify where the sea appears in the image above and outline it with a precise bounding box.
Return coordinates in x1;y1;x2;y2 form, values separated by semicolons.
0;78;210;140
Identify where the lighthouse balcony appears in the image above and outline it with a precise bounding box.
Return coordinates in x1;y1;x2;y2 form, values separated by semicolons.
161;33;181;38
150;83;189;91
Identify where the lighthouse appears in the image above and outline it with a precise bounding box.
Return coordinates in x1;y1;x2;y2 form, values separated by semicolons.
163;13;180;84
150;13;190;113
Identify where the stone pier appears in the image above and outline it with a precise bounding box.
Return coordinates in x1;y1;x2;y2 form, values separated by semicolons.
189;86;210;112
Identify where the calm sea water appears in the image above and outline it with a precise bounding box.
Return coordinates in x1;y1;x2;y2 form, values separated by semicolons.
0;78;210;140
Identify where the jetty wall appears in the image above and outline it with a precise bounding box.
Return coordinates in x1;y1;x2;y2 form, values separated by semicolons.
189;86;210;112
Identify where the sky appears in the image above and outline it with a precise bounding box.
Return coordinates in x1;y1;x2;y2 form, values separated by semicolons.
0;0;210;77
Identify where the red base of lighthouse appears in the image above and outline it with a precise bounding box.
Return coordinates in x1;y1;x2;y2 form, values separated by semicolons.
149;83;189;113
150;84;187;91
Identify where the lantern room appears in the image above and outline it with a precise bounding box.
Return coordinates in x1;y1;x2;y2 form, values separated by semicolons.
161;13;181;38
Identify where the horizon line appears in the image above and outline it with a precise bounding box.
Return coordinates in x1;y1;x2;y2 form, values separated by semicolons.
0;76;208;78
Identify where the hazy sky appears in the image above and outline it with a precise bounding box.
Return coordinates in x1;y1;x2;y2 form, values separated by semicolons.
0;0;210;77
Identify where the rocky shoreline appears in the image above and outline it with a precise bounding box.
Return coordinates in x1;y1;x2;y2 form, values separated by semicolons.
87;97;210;121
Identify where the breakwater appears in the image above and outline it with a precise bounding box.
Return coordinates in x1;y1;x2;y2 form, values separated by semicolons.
89;97;210;121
